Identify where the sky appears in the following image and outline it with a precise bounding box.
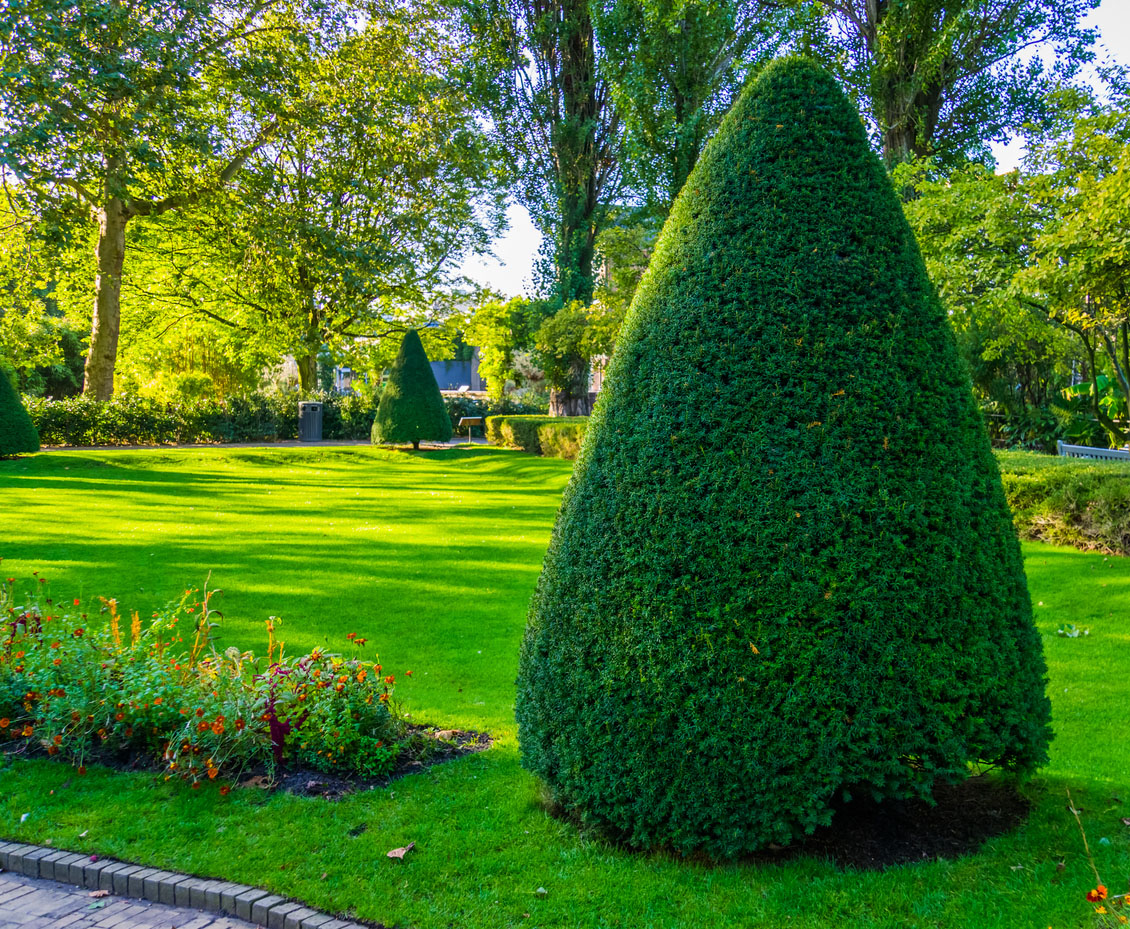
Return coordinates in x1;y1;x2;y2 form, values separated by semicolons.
456;0;1130;299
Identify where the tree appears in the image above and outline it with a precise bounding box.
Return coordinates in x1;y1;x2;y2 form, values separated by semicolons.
0;0;334;398
899;161;1074;426
371;329;452;450
0;367;40;456
810;0;1098;169
516;58;1050;858
465;295;555;399
594;0;815;207
475;0;622;306
1018;88;1130;445
120;7;503;391
902;83;1130;446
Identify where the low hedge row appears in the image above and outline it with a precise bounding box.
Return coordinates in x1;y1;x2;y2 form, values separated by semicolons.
485;415;589;459
24;393;545;447
996;451;1130;555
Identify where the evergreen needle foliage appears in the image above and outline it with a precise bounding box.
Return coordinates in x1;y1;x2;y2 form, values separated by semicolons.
516;58;1052;858
371;330;453;450
0;369;39;456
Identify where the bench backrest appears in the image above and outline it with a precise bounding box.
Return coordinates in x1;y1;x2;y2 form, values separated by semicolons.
1057;440;1130;461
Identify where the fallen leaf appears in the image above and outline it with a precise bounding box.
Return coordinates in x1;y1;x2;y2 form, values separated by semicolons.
386;842;415;860
239;775;271;789
87;902;107;910
1121;818;1130;827
433;729;459;741
89;890;110;898
79;830;88;838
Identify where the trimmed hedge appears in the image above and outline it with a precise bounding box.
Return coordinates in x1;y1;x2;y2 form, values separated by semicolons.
486;415;588;459
372;330;452;449
24;392;545;447
515;59;1051;859
0;368;39;456
997;451;1130;554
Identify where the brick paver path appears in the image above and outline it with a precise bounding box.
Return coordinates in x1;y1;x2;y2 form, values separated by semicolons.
0;871;259;929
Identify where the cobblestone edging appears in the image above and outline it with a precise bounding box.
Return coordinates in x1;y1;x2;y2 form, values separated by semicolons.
0;841;368;929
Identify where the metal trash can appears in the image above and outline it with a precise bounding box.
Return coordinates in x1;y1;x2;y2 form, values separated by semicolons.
298;401;323;442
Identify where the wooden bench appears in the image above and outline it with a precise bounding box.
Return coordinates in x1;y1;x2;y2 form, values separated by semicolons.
457;416;484;441
1056;440;1130;461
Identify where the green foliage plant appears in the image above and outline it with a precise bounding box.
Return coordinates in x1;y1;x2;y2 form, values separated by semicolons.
0;368;40;456
516;58;1052;858
0;578;414;784
486;415;588;458
997;451;1130;555
372;330;453;450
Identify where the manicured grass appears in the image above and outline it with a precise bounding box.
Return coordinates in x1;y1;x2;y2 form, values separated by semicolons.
1;446;1128;929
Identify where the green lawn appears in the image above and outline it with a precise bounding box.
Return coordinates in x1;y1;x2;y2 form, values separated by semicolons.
0;446;1127;929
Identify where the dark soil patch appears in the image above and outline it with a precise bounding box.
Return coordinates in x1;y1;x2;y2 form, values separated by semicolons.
2;726;492;800
752;777;1031;870
260;727;492;799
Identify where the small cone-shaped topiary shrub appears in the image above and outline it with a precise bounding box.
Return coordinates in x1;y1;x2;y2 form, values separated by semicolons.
516;58;1051;858
371;330;452;450
0;368;39;457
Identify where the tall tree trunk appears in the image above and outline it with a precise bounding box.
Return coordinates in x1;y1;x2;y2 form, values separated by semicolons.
83;198;128;399
296;353;317;392
552;0;601;306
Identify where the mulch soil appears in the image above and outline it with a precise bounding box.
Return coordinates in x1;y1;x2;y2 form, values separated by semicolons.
753;776;1031;870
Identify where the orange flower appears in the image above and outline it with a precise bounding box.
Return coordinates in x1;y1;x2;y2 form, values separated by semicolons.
219;785;231;795
384;675;394;684
1088;887;1109;903
196;708;204;717
153;697;163;705
234;719;245;731
0;718;8;728
53;734;62;745
405;670;412;677
114;712;125;721
211;721;225;735
52;658;62;666
47;746;58;755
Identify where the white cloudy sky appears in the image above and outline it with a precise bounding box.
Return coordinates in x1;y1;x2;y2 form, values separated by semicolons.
457;0;1130;298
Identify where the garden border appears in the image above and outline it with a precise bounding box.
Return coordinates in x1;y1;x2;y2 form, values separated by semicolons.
0;840;367;929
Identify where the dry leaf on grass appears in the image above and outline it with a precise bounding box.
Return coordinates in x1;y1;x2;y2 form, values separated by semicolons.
239;775;272;789
386;842;415;860
89;890;110;898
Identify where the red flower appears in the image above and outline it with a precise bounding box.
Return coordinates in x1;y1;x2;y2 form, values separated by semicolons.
220;785;231;796
73;599;80;606
1087;886;1109;903
346;633;356;641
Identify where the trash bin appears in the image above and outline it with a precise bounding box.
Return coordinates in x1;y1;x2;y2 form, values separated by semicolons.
298;401;323;442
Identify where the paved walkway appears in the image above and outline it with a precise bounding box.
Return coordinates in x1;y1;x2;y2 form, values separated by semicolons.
0;871;257;929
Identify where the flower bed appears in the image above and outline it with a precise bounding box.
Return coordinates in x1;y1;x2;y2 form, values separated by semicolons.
0;575;456;788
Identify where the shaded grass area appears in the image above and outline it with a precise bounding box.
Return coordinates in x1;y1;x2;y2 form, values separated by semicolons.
0;446;1127;928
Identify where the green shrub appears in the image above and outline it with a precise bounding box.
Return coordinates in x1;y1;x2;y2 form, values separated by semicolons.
371;331;453;450
516;59;1051;859
997;451;1130;554
486;415;589;459
0;366;40;456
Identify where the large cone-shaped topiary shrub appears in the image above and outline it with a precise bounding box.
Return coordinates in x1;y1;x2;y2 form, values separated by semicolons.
371;330;452;450
0;368;39;457
516;59;1051;858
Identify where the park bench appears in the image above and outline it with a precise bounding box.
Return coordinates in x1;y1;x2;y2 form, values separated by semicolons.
1056;440;1130;461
